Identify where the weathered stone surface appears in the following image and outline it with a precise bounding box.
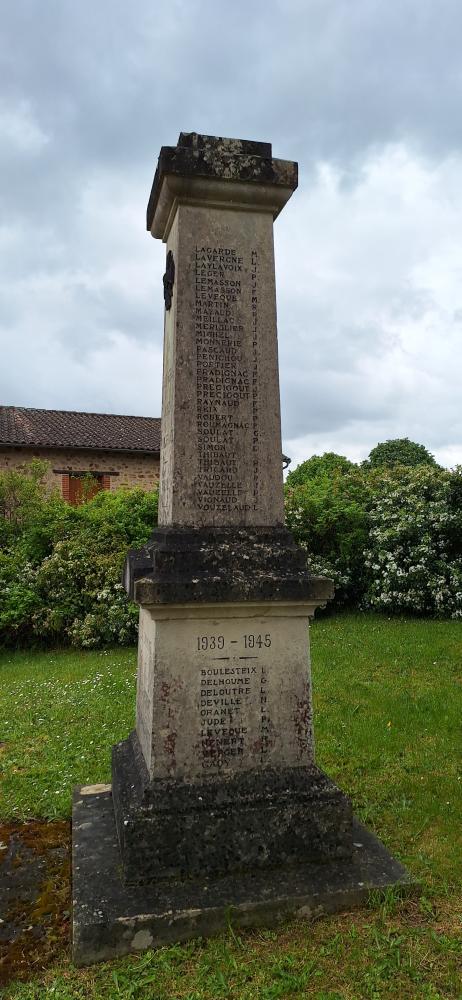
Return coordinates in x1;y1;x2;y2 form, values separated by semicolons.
123;526;334;605
72;786;416;967
112;732;352;883
131;600;319;780
147;132;297;233
157;205;286;528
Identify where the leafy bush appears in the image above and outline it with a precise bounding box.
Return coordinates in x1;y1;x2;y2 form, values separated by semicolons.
0;551;42;640
286;452;355;487
2;450;461;648
364;465;462;617
74;486;158;550
366;437;438;469
284;465;371;604
285;449;462;617
0;463;158;648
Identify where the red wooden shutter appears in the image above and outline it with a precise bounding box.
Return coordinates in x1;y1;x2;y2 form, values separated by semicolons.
69;476;84;506
62;474;70;502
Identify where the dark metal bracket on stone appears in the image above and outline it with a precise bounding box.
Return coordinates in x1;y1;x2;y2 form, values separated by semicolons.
163;250;175;309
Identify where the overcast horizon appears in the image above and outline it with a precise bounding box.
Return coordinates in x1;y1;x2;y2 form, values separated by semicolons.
2;1;462;470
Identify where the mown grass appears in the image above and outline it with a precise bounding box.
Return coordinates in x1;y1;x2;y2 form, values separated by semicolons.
0;647;136;820
1;613;461;999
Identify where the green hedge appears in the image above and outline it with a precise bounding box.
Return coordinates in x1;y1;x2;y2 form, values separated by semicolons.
284;458;462;617
1;454;461;648
0;462;157;647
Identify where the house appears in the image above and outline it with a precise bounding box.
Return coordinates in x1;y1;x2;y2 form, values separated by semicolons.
0;406;161;504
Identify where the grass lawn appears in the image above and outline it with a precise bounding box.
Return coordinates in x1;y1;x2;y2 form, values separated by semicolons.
0;612;461;998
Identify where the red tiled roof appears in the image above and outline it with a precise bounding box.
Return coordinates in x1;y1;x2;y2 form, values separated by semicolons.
0;407;161;454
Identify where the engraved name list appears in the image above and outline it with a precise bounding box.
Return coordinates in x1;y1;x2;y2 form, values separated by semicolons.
194;245;260;515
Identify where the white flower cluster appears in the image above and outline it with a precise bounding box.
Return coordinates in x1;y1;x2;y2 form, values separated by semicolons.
364;466;462;618
284;463;462;618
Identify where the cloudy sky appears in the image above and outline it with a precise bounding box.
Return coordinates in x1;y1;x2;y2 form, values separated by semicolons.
2;0;462;469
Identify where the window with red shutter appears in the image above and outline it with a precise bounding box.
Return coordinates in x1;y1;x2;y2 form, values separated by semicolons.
63;473;106;505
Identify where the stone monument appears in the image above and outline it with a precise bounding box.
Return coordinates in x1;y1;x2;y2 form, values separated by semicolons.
72;133;412;965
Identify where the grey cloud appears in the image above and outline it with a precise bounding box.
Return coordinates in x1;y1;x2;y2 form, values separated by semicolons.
3;0;462;230
2;1;462;466
280;345;399;439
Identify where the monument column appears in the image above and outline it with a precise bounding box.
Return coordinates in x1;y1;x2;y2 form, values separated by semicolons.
72;134;413;967
121;133;334;792
153;134;287;528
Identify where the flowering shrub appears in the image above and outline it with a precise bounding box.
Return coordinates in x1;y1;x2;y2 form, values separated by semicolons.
284;453;462;617
364;465;462;618
30;537;139;647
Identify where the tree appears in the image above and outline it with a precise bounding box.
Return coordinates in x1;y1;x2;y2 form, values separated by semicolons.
284;464;370;605
286;452;355;487
366;438;437;469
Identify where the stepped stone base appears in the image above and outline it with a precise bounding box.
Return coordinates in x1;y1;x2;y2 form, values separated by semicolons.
72;785;416;967
112;732;353;883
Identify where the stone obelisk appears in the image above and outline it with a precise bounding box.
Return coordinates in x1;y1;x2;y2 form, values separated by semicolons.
72;134;412;966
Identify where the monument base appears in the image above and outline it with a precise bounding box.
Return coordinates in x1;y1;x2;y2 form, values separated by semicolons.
112;732;353;882
72;785;416;967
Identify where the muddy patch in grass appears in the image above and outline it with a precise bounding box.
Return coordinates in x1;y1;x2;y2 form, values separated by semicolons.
0;820;70;987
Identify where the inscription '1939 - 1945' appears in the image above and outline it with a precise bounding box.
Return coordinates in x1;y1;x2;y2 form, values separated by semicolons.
197;634;272;651
193;245;260;516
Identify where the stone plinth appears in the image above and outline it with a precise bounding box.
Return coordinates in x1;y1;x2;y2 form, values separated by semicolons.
124;526;333;604
73;787;415;967
111;597;351;885
132;601;317;780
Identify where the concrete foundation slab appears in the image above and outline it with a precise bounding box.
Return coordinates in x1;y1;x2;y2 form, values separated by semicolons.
72;785;416;967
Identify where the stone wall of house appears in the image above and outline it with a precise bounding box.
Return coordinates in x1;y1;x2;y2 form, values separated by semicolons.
0;447;160;495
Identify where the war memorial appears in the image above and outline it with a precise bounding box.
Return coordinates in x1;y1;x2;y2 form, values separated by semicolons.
72;133;411;965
